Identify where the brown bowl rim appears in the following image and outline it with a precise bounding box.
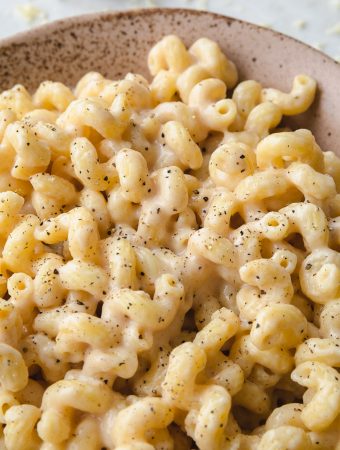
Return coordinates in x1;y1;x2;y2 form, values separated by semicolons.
0;7;338;69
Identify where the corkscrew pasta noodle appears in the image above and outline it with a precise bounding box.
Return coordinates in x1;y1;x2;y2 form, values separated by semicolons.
0;34;338;450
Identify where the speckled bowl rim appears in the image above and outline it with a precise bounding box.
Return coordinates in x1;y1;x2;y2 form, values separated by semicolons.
0;7;338;68
1;7;340;153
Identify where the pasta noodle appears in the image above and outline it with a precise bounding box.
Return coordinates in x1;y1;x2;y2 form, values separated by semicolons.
0;34;338;450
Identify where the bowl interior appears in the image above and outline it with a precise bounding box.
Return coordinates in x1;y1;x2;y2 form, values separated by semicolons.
0;8;339;154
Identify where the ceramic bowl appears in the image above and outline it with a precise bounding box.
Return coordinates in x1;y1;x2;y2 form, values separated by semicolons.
0;8;339;153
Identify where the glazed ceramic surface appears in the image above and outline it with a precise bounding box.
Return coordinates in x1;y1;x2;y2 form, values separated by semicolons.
0;8;339;153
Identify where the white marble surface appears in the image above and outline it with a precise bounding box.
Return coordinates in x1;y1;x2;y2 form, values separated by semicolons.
0;0;339;60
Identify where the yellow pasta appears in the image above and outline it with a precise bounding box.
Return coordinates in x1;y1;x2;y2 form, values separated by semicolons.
0;34;338;449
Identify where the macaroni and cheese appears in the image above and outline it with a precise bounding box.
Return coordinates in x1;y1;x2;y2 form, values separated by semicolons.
0;34;339;450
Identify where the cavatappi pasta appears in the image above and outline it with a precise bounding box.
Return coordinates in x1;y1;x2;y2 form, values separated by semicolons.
0;34;338;450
